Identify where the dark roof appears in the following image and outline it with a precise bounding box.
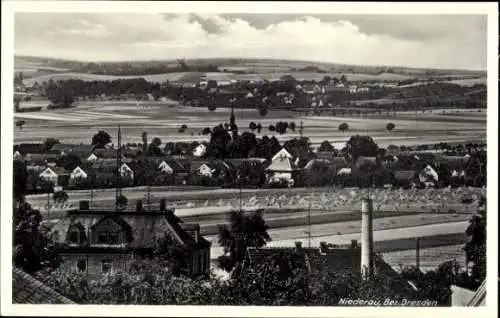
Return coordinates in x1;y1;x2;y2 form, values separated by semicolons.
24;153;59;164
315;151;336;160
12;267;75;304
93;148;118;158
226;158;268;167
355;156;378;169
90;158;133;170
50;143;94;154
50;210;210;250
393;170;418;182
330;157;349;169
14;143;45;155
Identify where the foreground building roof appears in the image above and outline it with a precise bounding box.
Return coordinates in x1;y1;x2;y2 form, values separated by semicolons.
12;267;75;304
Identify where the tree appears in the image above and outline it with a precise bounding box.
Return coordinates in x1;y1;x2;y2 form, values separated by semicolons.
289;122;296;132
116;194;128;210
338;122;349;133
217;210;271;271
135;199;143;212
275;121;288;134
142;132;148;152
268;125;276;132
318;140;335;152
256;123;262;134
179;124;188;133
464;196;486;284
259;106;268;117
202;127;212;135
57;153;81;171
386;122;395;132
52;191;69;204
344;135;379;161
147;137;163;156
206;124;232;159
43;138;60;151
340;74;348;84
249;122;257;131
16;120;26;130
92;130;111;148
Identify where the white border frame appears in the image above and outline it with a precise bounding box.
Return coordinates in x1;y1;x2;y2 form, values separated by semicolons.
1;2;498;317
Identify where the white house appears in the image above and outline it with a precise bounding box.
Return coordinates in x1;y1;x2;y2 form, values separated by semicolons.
337;167;352;176
158;161;174;174
197;163;215;178
13;150;23;160
120;163;134;180
193;144;207;157
267;148;296;185
69;166;88;184
349;85;358;94
419;165;439;187
39;167;67;185
86;153;98;162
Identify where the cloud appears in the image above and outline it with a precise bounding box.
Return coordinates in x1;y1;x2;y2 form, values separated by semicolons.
14;13;486;70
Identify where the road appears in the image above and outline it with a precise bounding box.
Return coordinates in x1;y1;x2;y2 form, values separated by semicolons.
208;221;468;259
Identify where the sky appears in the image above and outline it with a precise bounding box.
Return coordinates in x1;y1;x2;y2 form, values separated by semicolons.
14;13;487;70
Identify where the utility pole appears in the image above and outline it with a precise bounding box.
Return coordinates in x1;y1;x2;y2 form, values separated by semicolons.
90;188;94;209
47;190;50;219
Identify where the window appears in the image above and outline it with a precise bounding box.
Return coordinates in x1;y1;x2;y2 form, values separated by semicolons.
69;230;80;244
108;232;118;244
101;260;112;273
198;254;203;273
76;259;87;272
98;232;107;244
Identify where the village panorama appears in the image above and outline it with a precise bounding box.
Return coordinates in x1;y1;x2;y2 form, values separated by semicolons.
11;12;487;308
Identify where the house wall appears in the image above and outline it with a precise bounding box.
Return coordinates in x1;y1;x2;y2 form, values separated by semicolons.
91;218;128;245
59;253;133;280
189;248;211;277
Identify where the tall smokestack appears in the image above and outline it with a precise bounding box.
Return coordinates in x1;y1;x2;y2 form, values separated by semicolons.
361;198;374;279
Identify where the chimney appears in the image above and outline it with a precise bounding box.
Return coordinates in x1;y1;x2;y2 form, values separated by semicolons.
351;239;358;248
319;241;328;254
361;198;374;279
294;241;303;253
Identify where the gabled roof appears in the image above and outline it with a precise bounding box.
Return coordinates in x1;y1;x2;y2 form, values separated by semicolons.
272;148;293;162
12;267;75;304
266;156;297;172
40;166;69;176
50;210;210;250
93;148;118;158
90;158;133;170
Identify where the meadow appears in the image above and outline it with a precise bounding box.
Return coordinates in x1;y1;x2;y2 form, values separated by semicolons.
13;99;486;149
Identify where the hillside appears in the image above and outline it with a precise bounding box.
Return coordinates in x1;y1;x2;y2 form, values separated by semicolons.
15;55;486;79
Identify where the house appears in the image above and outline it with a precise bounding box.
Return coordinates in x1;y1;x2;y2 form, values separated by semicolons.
39;167;70;186
12;267;76;304
419;164;439;187
193;144;207;157
92;148;118;159
86;153;99;162
69;166;88;183
90;159;135;180
13;150;23;160
267;148;299;185
50;203;211;279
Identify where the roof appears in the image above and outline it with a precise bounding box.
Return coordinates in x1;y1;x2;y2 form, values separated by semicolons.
266;156;297;172
50;143;94;154
272;148;293;161
14;143;45;155
40;166;69;176
226;158;268;167
93;148;118;158
12;267;76;304
355;156;378;169
304;159;332;170
315;151;336;160
90;158;133;170
24;153;59;164
330;157;349;169
50;210;210;250
393;170;417;182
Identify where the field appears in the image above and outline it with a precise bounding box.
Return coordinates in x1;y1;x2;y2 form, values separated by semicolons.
13;99;486;148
